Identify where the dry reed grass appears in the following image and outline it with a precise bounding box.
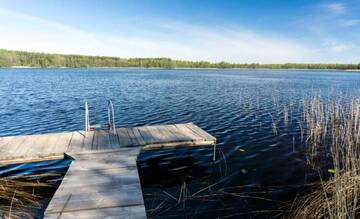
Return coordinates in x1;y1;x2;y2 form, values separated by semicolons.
291;171;359;219
292;95;360;219
0;175;51;219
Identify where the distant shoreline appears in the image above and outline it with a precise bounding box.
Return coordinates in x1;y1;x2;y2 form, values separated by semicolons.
3;66;360;71
1;49;359;71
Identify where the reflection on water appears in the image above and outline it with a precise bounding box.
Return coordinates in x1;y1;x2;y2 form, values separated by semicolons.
138;144;320;218
1;69;360;217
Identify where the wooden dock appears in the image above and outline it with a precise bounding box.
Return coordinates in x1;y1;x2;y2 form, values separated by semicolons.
0;123;216;218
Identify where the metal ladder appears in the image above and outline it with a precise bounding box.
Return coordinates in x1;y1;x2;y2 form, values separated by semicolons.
84;99;116;136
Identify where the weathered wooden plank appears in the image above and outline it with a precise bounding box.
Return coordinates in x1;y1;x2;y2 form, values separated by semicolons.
59;167;139;185
6;134;54;162
109;131;120;149
60;180;140;193
132;128;146;146
166;124;193;141
70;160;136;172
142;139;215;150
93;129;111;150
55;183;141;198
45;205;146;219
116;128;132;147
60;171;140;186
23;133;62;159
22;134;49;158
44;213;60;219
0;156;66;165
0;136;15;160
174;124;203;141
52;132;73;156
145;126;168;142
67;131;85;153
185;123;217;160
153;125;179;142
91;130;99;150
83;131;95;151
0;124;216;163
164;126;183;141
127;128;140;146
1;124;216;218
45;150;145;217
0;136;13;147
69;147;141;160
136;126;156;144
0;136;25;160
185;123;216;141
47;187;143;213
52;180;141;203
66;157;138;172
41;133;63;157
6;135;33;159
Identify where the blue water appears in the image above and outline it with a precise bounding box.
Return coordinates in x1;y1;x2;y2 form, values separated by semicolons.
1;68;360;218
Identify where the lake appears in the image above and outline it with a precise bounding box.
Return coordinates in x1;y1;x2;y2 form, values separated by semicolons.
1;68;360;218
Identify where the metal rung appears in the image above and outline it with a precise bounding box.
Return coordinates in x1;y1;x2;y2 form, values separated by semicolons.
84;100;117;136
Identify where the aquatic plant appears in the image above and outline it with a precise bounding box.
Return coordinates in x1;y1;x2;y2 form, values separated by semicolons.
269;113;278;136
0;174;51;219
291;171;360;219
292;96;360;219
283;106;289;127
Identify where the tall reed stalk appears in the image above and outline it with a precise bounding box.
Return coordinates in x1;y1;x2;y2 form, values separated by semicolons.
0;175;50;219
292;96;360;219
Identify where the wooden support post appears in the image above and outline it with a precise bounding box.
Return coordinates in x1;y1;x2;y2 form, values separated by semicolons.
213;141;217;161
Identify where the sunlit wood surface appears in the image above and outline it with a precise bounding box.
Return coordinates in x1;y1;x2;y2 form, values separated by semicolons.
0;123;216;218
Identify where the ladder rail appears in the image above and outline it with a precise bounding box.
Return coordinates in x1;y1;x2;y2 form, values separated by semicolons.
84;100;116;135
107;99;116;134
85;101;90;136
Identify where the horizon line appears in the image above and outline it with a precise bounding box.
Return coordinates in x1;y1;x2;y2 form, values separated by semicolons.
1;48;360;66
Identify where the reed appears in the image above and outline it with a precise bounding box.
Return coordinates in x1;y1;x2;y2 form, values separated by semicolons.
284;106;289;127
0;175;51;219
292;96;360;219
269;113;278;136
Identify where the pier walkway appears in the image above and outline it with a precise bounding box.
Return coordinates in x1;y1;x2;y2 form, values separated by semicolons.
0;123;216;218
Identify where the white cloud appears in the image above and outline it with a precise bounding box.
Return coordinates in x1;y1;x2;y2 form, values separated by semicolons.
2;7;358;64
322;38;353;52
323;3;346;14
0;8;314;64
339;19;360;27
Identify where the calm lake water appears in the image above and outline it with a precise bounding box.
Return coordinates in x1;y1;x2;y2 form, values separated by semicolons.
1;68;360;218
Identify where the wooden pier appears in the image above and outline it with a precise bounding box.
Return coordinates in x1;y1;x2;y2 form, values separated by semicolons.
0;123;216;218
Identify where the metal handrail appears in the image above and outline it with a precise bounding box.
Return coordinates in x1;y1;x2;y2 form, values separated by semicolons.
84;100;116;135
107;99;116;134
85;101;90;136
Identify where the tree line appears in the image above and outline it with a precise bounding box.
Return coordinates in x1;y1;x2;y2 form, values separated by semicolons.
0;49;359;70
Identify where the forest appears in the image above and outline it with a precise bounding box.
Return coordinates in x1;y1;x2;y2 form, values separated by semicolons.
1;49;359;70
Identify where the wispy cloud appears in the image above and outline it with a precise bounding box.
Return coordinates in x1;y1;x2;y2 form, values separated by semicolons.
323;3;346;14
323;39;353;52
1;6;359;64
339;19;360;27
0;8;313;64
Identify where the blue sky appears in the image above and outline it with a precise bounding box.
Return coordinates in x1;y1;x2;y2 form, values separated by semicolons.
0;0;359;63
